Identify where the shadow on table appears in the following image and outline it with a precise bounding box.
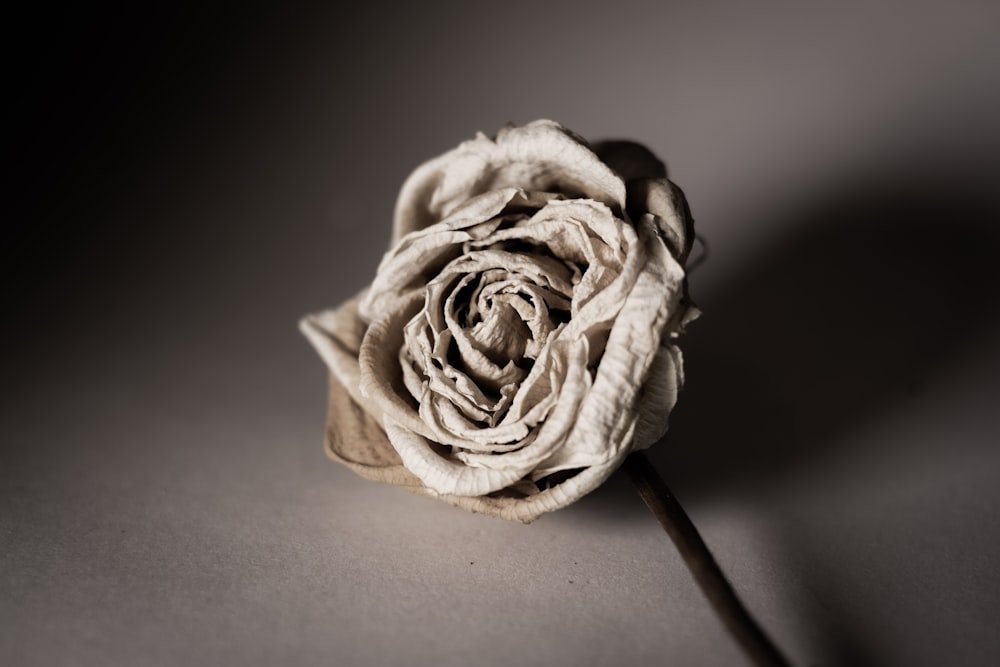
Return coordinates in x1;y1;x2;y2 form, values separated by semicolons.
659;173;1000;498
576;166;1000;665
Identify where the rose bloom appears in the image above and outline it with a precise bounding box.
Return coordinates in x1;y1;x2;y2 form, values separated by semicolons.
301;120;697;522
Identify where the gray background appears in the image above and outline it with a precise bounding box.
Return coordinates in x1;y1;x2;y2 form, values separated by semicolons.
4;1;1000;665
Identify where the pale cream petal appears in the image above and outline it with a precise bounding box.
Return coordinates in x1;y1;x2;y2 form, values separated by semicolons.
358;291;437;440
630;341;685;451
299;293;386;427
392;120;627;241
539;217;643;348
359;188;520;321
532;217;686;475
385;419;528;497
427;457;623;523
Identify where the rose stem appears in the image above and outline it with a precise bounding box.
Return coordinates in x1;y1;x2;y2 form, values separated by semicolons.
623;451;791;667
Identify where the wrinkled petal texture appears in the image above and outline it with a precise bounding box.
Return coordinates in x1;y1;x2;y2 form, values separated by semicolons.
302;120;696;522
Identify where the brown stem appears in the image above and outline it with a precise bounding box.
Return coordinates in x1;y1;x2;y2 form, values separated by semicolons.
623;452;792;667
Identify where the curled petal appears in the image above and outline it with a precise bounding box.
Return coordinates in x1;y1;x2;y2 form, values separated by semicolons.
358;291;438;441
633;178;696;263
533;216;686;474
299;293;385;427
299;297;416;483
393;120;628;240
631;340;685;452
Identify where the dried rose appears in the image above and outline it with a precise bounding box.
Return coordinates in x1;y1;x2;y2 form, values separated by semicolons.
300;120;697;522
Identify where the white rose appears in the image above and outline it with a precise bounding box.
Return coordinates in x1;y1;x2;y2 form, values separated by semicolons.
301;120;697;522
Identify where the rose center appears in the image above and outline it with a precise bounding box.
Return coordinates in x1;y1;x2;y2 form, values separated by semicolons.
469;296;530;366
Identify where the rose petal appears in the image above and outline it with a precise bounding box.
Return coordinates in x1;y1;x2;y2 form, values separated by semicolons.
630;340;685;451
531;216;686;475
632;178;696;263
321;371;421;484
429;458;622;523
358;291;439;441
392;120;628;241
592;140;667;183
299;292;387;427
299;297;420;483
358;188;521;322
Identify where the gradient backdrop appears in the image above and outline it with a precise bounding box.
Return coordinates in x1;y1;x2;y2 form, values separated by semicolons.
4;2;1000;665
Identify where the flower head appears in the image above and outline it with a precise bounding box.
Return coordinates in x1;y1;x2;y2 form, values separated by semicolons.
301;120;697;522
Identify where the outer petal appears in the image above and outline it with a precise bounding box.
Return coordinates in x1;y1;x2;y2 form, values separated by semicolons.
630;340;685;451
299;297;418;484
320;371;423;487
592;139;667;182
392;120;627;241
299;293;383;425
422;455;624;523
633;178;696;263
533;216;687;474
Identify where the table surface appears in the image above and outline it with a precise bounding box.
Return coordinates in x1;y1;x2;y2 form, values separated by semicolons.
4;3;1000;665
